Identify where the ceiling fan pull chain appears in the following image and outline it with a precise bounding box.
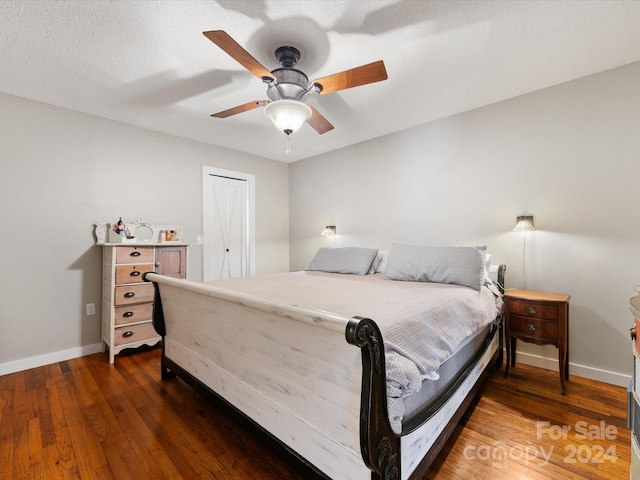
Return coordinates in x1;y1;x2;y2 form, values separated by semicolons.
285;133;291;155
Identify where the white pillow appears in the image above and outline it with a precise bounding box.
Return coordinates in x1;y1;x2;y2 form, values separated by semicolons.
384;244;487;291
307;247;379;275
484;252;492;281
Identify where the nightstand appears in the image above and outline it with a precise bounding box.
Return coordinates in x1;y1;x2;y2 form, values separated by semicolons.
503;289;571;394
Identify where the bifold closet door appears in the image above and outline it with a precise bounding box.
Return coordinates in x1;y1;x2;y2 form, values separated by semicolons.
203;170;250;281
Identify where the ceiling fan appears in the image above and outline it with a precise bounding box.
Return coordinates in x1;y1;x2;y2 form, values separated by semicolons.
203;30;388;139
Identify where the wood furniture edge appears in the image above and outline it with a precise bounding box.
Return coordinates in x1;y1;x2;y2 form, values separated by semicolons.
505;289;570;303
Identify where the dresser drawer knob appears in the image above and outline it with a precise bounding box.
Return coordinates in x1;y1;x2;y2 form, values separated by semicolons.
123;311;134;318
528;323;536;331
527;306;537;315
122;331;134;338
130;270;141;277
632;325;637;341
124;292;135;298
130;251;141;257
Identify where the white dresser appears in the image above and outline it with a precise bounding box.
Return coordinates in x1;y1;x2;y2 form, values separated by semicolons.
101;243;187;363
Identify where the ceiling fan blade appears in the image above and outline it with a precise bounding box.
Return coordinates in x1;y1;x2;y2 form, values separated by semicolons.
307;106;334;134
312;60;387;95
203;30;274;81
211;100;265;118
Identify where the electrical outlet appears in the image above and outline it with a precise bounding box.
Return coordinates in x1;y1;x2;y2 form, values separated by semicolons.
86;303;96;316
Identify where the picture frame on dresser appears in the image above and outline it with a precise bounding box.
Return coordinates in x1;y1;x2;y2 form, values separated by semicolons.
95;221;188;363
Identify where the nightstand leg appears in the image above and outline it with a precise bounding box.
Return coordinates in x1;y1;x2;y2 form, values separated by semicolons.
504;337;516;378
504;340;510;378
565;317;570;381
559;344;567;395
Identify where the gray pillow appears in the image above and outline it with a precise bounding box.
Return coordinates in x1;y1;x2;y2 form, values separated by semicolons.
307;247;379;275
367;249;389;274
384;244;487;291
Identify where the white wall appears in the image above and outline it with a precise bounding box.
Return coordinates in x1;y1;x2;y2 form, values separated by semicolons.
290;61;640;386
0;93;289;372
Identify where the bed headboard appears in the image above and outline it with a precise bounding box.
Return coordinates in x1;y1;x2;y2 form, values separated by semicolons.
496;264;506;294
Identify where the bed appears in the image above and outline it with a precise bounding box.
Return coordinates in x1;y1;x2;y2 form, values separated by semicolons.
143;245;505;480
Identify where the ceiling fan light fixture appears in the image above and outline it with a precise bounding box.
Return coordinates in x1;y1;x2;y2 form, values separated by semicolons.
263;99;311;135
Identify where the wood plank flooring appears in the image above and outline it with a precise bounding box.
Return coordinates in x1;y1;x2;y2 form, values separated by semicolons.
0;347;631;479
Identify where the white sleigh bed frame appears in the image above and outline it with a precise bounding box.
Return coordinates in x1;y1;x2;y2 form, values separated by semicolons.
144;265;505;480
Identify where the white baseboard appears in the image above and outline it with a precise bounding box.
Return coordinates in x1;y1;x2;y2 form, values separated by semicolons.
509;349;631;388
0;342;104;376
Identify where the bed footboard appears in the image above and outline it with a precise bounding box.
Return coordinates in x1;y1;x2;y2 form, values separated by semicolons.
144;265;505;480
346;317;400;480
144;272;373;480
345;265;506;480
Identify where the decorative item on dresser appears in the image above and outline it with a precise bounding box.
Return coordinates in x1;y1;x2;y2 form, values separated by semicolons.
503;289;571;394
95;220;188;363
628;293;640;479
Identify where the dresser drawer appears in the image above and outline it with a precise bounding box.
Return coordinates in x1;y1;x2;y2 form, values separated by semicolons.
114;284;154;306
507;300;559;320
115;265;154;285
114;322;159;346
116;246;153;264
508;315;558;342
114;303;153;326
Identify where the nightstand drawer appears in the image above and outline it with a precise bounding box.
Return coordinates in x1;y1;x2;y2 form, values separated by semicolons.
509;315;558;342
507;300;559;320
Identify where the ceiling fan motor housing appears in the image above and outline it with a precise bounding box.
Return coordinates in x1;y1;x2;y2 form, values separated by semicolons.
274;46;300;68
267;68;310;101
265;46;312;102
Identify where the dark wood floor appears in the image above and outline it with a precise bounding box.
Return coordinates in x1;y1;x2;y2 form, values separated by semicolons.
0;347;631;479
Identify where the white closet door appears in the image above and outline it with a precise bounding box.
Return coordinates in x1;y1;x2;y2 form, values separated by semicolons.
203;167;255;281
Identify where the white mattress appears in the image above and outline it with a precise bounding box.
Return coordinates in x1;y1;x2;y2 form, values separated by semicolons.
205;271;503;433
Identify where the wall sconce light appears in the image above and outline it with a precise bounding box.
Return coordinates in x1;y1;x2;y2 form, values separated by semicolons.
513;215;534;232
321;225;336;236
513;215;534;289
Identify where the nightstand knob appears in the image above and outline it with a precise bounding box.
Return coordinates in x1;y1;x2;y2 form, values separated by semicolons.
631;325;637;341
527;306;537;315
528;323;536;332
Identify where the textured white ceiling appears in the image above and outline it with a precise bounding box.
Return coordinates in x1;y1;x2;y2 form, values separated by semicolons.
2;0;640;162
